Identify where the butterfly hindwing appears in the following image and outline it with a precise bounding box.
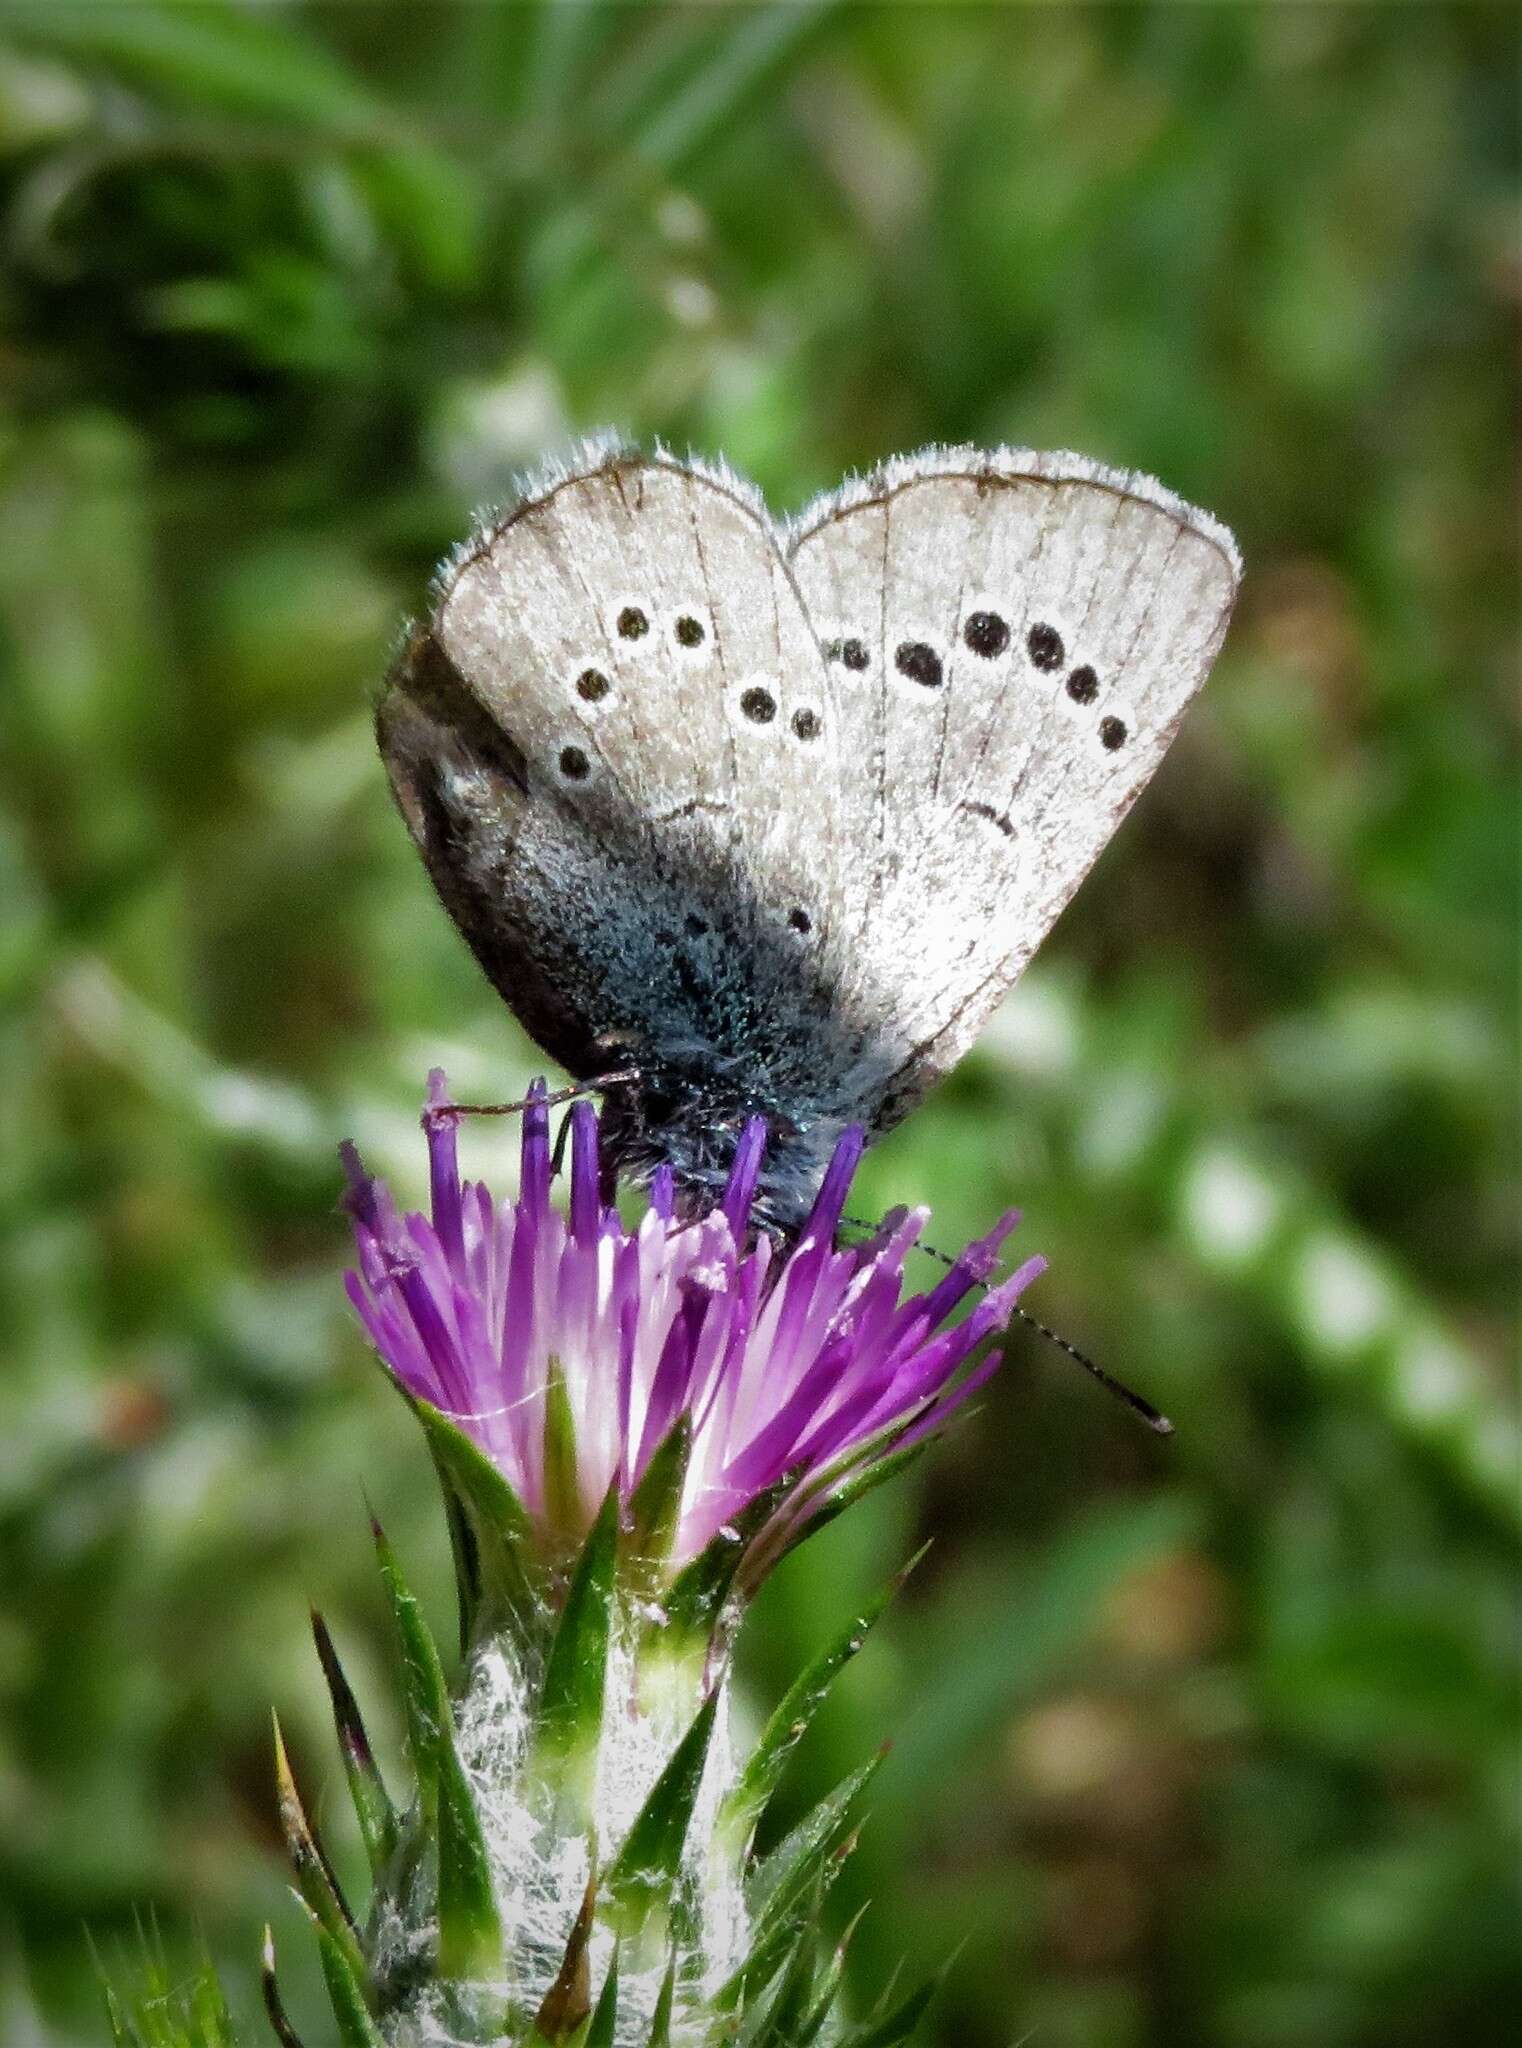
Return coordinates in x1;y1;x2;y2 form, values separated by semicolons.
787;447;1241;1126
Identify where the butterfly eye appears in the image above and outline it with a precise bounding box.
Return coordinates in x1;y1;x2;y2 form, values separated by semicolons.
791;707;821;741
1065;665;1099;705
558;745;591;782
1098;714;1129;751
616;604;649;641
739;684;777;725
575;667;611;703
672;612;706;648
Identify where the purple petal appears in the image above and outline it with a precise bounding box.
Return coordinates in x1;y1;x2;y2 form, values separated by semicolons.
914;1209;1023;1327
722;1117;769;1238
423;1069;465;1266
520;1079;551;1214
340;1072;1044;1568
799;1126;866;1246
568;1100;600;1245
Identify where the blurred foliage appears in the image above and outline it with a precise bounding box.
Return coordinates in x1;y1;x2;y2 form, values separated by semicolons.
0;3;1517;2045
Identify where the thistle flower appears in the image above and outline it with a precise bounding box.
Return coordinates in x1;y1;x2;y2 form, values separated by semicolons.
241;1078;1046;2048
341;1072;1044;1577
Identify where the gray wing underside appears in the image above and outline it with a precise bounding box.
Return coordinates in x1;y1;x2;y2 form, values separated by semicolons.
785;447;1242;1125
380;439;1239;1132
379;445;859;1090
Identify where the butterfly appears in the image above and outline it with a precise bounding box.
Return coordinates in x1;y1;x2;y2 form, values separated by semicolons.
378;436;1241;1227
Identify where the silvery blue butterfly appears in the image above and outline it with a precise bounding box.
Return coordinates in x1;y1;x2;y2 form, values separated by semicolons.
379;436;1241;1227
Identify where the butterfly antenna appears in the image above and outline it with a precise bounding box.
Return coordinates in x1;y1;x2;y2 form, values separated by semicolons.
1008;1301;1173;1435
840;1211;1173;1436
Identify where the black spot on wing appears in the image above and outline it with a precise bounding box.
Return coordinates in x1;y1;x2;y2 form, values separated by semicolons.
1027;622;1064;670
895;641;943;688
963;610;1010;659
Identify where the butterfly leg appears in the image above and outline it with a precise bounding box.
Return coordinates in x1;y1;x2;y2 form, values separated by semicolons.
425;1069;642;1136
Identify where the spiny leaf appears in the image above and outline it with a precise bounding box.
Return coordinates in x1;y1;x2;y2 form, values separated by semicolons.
645;1954;677;2048
261;1927;307;2048
314;1923;387;2048
749;1753;883;1922
372;1513;451;1824
100;1985;139;2048
736;1439;930;1598
746;1876;823;2047
721;1549;924;1853
272;1714;369;1997
435;1730;504;1980
585;1947;620;2048
793;1911;861;2046
311;1609;399;1880
834;1978;936;2048
96;1923;242;2048
185;1949;238;2048
372;1516;502;1978
604;1690;720;1938
535;1485;618;1815
624;1414;692;1577
409;1393;539;1649
798;1941;856;2039
532;1872;597;2041
720;1759;882;2013
655;1473;792;1650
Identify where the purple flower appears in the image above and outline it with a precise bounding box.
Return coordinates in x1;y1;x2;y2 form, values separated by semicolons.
341;1073;1044;1570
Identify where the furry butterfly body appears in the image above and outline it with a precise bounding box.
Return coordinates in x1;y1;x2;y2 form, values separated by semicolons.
379;437;1240;1225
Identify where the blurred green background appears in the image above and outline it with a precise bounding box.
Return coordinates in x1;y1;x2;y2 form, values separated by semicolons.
0;3;1517;2044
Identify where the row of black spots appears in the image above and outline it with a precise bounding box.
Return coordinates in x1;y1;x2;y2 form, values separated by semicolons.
819;609;1131;756
826;634;945;689
1059;661;1128;749
1029;624;1126;744
823;613;1131;752
825;614;1066;691
823;637;870;672
738;684;823;742
574;605;705;700
951;609;1059;668
615;604;708;647
958;610;1070;678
